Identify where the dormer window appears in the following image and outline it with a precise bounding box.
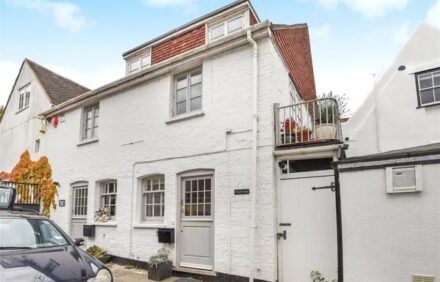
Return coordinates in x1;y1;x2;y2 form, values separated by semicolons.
208;15;244;42
18;84;31;111
416;68;440;107
127;49;152;75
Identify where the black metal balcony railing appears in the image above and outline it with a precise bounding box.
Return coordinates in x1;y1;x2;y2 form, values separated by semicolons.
274;98;343;147
0;181;40;205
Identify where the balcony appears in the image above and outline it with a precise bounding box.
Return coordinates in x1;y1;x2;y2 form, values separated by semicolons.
274;98;343;147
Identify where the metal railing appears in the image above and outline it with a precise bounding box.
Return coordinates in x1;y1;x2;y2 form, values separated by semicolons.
0;181;40;205
274;98;343;146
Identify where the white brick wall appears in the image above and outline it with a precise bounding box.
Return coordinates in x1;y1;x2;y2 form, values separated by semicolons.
44;36;293;281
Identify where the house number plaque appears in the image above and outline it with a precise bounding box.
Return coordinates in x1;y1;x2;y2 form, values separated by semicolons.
234;189;250;195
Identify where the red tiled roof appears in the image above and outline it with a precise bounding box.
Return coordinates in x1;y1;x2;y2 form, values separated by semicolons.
272;24;317;101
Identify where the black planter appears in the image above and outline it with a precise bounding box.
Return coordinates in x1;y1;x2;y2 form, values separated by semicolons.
148;262;172;281
99;254;112;264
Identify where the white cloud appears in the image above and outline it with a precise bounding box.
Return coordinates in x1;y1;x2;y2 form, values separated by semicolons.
7;0;86;32
426;0;440;27
0;60;21;106
311;24;332;39
315;0;410;16
393;23;411;45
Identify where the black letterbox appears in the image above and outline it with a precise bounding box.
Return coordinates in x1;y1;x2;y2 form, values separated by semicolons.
157;228;174;243
83;225;95;237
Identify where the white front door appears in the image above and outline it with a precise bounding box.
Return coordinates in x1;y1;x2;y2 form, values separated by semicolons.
71;185;88;239
278;171;338;282
179;175;214;270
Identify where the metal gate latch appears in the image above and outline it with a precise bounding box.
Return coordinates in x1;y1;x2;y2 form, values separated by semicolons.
277;230;287;240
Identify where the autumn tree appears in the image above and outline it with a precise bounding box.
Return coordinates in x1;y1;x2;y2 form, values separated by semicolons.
0;150;57;216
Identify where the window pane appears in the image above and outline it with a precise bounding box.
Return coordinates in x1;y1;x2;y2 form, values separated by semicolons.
419;74;433;89
190;97;202;111
141;55;151;68
191;204;197;216
227;16;242;33
153;192;161;204
197;204;204;216
420;89;434;104
146;194;153;204
205;178;211;191
434;88;440;102
110;206;116;216
434;72;440;86
191;180;197;192
177;88;187;102
176;102;186;115
176;77;187;90
210;23;224;40
198;192;204;203
185;181;191;192
146;205;152;217
190;83;202;98
154;205;161;217
191;72;202;85
205;204;211;216
205;191;211;203
185;204;191;216
130;60;140;73
198;179;204;191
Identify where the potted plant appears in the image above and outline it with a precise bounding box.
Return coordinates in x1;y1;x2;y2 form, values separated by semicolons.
296;127;311;142
310;270;337;282
86;245;112;264
281;118;297;144
148;247;172;281
95;208;110;223
315;101;338;140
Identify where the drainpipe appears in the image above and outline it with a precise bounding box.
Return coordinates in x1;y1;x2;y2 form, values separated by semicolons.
246;29;258;282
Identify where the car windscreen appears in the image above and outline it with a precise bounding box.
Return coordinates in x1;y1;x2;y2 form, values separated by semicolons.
0;218;68;250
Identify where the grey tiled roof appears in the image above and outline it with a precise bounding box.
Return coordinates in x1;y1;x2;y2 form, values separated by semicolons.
26;59;90;105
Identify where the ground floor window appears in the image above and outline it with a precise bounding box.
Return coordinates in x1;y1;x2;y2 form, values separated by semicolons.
141;175;165;221
100;181;117;218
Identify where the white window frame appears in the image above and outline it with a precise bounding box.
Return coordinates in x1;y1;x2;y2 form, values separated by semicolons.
174;68;203;116
99;181;117;219
141;175;165;222
208;14;244;42
18;84;31;111
416;68;440;107
128;49;152;75
386;165;423;193
81;104;99;141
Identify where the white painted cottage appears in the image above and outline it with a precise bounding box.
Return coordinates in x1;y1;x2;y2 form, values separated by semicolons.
336;23;440;282
32;1;346;281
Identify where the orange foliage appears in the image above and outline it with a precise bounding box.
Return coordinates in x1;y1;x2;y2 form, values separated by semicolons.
0;150;57;217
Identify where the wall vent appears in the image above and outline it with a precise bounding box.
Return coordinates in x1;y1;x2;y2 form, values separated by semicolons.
412;274;435;282
386;165;423;193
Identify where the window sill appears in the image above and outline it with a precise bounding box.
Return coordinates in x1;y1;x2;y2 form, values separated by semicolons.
94;222;117;227
15;106;29;114
416;102;440;109
165;110;204;124
77;138;99;147
133;223;167;229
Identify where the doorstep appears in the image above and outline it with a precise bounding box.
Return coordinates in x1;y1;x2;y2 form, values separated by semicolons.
172;266;217;277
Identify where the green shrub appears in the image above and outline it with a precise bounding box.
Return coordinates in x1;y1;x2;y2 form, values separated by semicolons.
86;245;107;260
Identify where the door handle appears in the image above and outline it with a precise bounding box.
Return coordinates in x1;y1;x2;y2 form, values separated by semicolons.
277;230;287;240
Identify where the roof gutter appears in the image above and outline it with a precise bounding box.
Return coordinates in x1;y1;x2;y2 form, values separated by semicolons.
42;21;271;118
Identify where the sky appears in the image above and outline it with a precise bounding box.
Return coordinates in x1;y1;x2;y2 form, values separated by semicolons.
0;0;439;113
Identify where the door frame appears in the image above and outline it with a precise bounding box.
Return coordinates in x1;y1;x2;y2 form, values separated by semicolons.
69;181;89;237
176;169;215;270
276;163;336;282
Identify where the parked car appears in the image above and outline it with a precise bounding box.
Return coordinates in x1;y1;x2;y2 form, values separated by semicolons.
0;186;113;282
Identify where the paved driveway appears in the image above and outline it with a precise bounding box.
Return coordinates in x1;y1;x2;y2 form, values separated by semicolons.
108;264;179;282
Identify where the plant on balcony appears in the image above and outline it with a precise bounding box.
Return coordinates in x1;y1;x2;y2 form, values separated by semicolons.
296;127;311;142
310;270;337;282
314;100;338;140
280;118;297;144
148;247;172;281
95;208;111;223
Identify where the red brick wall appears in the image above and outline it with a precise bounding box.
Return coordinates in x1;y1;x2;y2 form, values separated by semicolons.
152;25;205;65
250;12;258;25
272;25;317;101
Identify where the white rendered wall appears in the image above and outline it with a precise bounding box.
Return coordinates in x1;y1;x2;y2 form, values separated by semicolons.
45;36;292;281
339;163;440;282
0;62;51;171
344;24;440;157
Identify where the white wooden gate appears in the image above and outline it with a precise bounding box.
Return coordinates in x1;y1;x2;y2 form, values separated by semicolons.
278;170;338;282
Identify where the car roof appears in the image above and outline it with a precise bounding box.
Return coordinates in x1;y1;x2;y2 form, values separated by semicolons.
0;209;46;219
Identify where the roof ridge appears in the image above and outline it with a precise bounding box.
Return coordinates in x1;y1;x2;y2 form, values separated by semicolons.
24;58;90;91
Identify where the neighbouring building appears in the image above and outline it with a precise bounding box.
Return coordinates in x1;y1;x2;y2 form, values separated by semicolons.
336;23;440;282
0;59;89;171
36;1;346;281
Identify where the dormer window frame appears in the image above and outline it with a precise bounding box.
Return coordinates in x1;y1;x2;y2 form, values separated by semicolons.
208;13;245;43
127;48;152;75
